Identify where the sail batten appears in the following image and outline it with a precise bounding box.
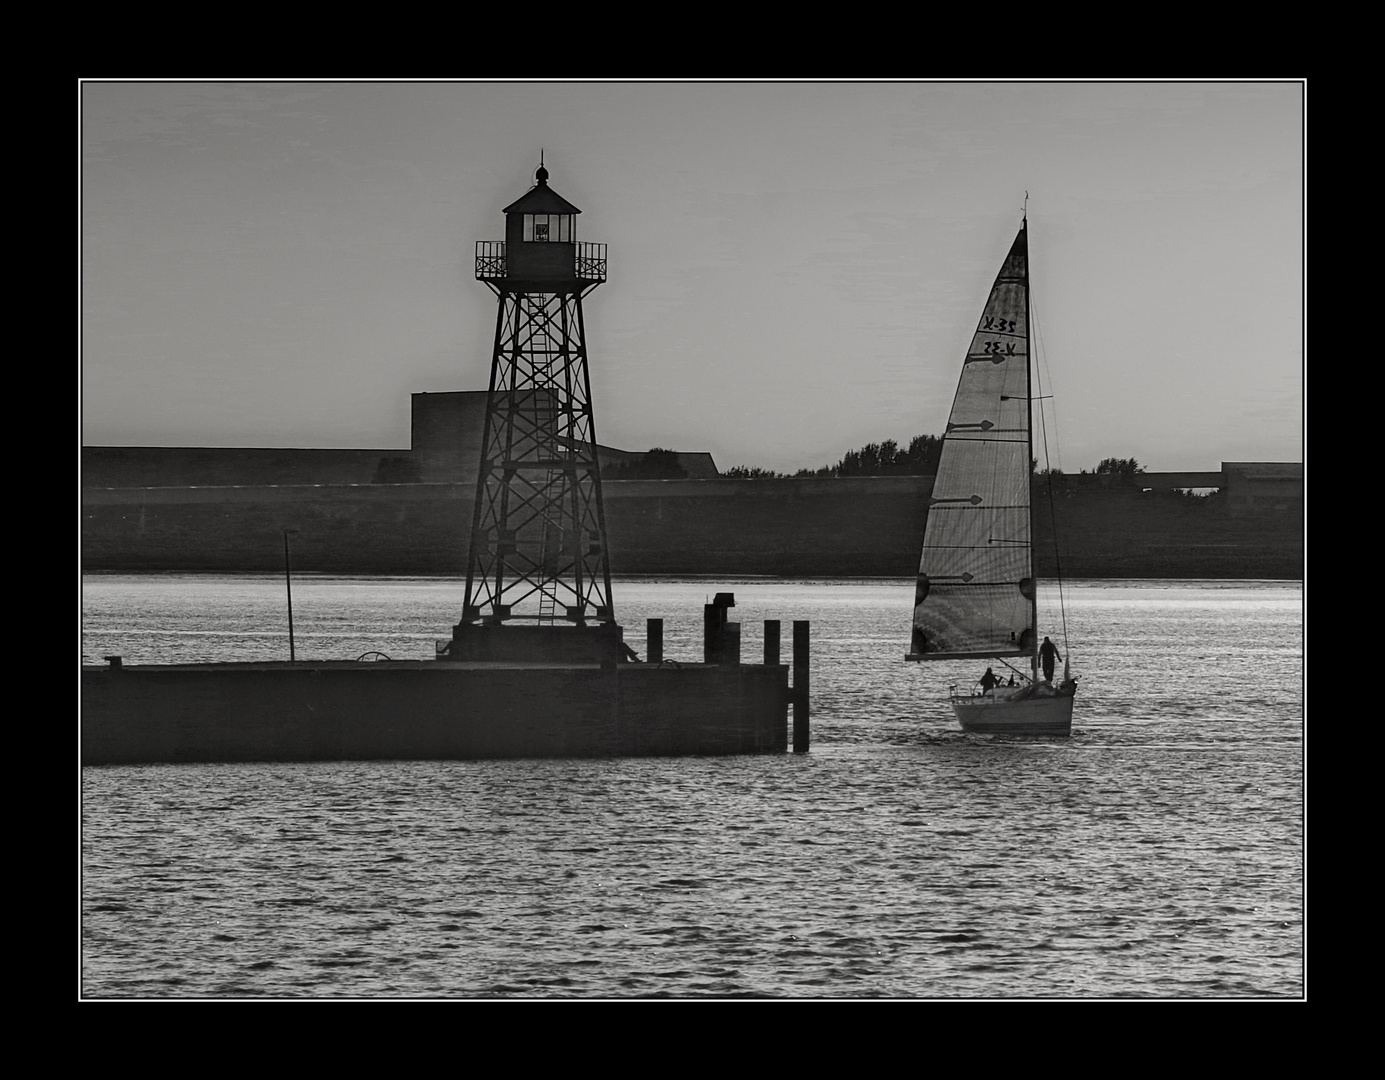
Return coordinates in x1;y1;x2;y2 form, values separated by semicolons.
909;222;1033;662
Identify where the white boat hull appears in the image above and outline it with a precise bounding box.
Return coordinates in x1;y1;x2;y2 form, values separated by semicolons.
951;689;1075;735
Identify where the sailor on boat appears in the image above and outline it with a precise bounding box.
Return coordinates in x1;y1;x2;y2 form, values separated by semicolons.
1039;637;1062;684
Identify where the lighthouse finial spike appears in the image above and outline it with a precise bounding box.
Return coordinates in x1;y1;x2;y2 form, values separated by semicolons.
536;149;549;185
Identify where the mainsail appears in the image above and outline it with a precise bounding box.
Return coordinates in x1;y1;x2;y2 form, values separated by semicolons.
908;223;1034;661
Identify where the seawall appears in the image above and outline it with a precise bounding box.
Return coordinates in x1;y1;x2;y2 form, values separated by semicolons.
81;476;1303;579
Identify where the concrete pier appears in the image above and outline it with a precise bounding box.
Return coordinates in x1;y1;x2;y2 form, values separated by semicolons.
82;588;810;766
81;658;790;765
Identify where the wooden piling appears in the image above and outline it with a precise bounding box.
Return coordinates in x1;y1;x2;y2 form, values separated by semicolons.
764;620;780;666
703;593;736;664
793;620;809;753
647;618;663;665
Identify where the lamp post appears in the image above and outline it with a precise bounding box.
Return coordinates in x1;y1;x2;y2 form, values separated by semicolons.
283;528;300;662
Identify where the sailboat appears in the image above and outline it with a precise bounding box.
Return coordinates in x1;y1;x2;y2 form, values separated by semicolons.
905;214;1077;735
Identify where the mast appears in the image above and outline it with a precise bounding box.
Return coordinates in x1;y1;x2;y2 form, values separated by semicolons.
1024;212;1037;682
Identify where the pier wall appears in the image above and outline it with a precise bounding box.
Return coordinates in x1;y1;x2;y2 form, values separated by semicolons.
81;661;790;764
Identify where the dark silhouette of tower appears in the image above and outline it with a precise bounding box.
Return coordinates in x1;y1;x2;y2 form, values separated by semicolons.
447;161;623;662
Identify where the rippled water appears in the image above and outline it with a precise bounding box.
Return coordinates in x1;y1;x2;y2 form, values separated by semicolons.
81;576;1304;998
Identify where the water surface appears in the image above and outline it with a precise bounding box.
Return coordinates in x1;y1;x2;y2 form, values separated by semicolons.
81;576;1303;998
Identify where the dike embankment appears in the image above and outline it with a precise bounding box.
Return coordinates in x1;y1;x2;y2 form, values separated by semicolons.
80;475;1303;579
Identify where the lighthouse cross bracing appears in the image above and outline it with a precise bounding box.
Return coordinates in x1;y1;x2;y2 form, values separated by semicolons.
462;291;613;625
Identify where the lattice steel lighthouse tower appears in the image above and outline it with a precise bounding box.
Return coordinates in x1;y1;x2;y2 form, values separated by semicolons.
448;160;622;662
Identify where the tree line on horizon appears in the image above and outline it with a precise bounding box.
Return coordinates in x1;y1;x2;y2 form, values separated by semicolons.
722;435;944;479
603;441;1151;482
725;439;1148;481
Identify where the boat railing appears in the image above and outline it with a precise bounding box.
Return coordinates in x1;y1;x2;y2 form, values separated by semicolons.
952;681;1033;703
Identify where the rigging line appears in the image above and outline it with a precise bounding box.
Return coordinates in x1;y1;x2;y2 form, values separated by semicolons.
996;655;1033;683
1030;284;1070;655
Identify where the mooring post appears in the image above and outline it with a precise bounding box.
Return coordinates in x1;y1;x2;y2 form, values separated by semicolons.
647;618;663;665
725;622;741;666
764;620;780;666
793;620;810;753
704;592;735;664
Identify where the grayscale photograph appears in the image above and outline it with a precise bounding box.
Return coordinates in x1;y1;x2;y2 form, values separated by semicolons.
80;79;1304;999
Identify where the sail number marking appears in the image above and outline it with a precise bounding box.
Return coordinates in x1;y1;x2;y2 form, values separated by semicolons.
982;317;1017;333
981;341;1017;357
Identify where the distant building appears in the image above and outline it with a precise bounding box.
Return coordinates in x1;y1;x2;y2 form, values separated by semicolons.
82;389;720;489
1137;462;1304;514
1221;462;1304;513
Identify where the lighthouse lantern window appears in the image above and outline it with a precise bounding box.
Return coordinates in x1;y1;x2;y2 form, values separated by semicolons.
523;214;573;243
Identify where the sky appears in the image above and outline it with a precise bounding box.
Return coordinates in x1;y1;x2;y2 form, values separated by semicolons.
81;80;1304;475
